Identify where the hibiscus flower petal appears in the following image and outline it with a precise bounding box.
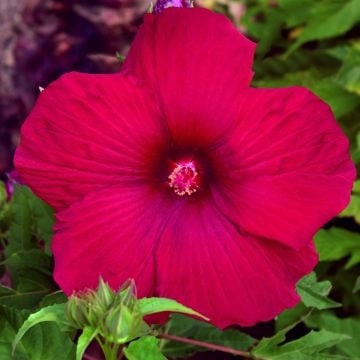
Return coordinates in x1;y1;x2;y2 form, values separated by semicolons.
123;8;256;145
15;72;166;210
212;86;356;250
156;198;317;328
52;186;173;297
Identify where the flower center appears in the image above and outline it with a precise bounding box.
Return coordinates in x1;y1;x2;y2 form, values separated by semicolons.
168;161;199;196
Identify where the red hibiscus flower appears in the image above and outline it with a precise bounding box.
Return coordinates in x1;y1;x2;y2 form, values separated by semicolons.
15;8;355;328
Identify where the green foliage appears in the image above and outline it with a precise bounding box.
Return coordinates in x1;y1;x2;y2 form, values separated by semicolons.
321;266;360;316
0;186;56;311
13;303;70;352
139;297;208;319
0;183;11;234
6;186;33;256
38;290;67;307
275;303;308;332
340;180;360;223
6;185;54;257
286;0;360;54
296;272;341;310
124;336;166;360
335;42;360;95
351;131;360;165
353;276;360;293
13;278;210;359
276;272;341;331
252;328;350;360
241;0;360;176
0;304;75;360
0;284;53;310
315;228;360;268
76;327;99;360
4;249;54;288
0;249;57;309
254;311;351;359
305;312;360;358
161;314;255;359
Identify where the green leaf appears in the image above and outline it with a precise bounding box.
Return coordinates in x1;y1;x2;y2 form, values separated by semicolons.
335;43;360;95
27;190;54;254
161;314;255;359
310;79;360;119
20;322;75;360
287;0;360;54
0;305;75;360
278;0;313;27
255;8;284;58
0;285;52;309
3;249;54;289
0;305;29;359
0;182;11;228
13;303;70;353
38;291;67;308
76;327;98;360
275;303;308;331
305;312;360;357
139;297;208;320
351;132;360;165
6;186;33;256
315;228;360;268
124;336;166;360
5;185;54;257
0;181;6;206
251;320;298;358
353;276;360;293
340;180;360;223
1;249;57;308
296;272;341;309
252;328;350;359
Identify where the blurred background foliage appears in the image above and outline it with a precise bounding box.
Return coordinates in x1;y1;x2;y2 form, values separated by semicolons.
0;0;359;359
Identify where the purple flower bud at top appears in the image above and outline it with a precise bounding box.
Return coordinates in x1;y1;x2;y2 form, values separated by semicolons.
153;0;192;14
5;170;21;201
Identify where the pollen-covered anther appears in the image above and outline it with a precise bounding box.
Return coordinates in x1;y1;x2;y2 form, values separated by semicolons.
168;161;199;196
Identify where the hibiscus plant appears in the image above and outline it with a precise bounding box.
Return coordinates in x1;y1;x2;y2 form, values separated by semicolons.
1;0;360;359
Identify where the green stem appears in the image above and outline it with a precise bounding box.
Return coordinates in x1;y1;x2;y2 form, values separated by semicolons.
158;333;253;358
95;335;122;360
105;342;120;360
96;338;108;359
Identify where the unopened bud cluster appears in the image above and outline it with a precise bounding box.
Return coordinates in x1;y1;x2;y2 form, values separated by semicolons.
66;279;150;344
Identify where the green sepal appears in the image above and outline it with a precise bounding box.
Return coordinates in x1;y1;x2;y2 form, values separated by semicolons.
76;326;98;360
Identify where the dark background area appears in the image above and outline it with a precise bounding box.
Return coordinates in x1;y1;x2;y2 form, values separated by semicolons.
0;0;148;177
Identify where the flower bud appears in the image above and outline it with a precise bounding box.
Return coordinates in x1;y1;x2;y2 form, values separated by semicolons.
66;296;88;329
65;278;151;344
97;277;115;307
4;170;21;201
153;0;193;14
